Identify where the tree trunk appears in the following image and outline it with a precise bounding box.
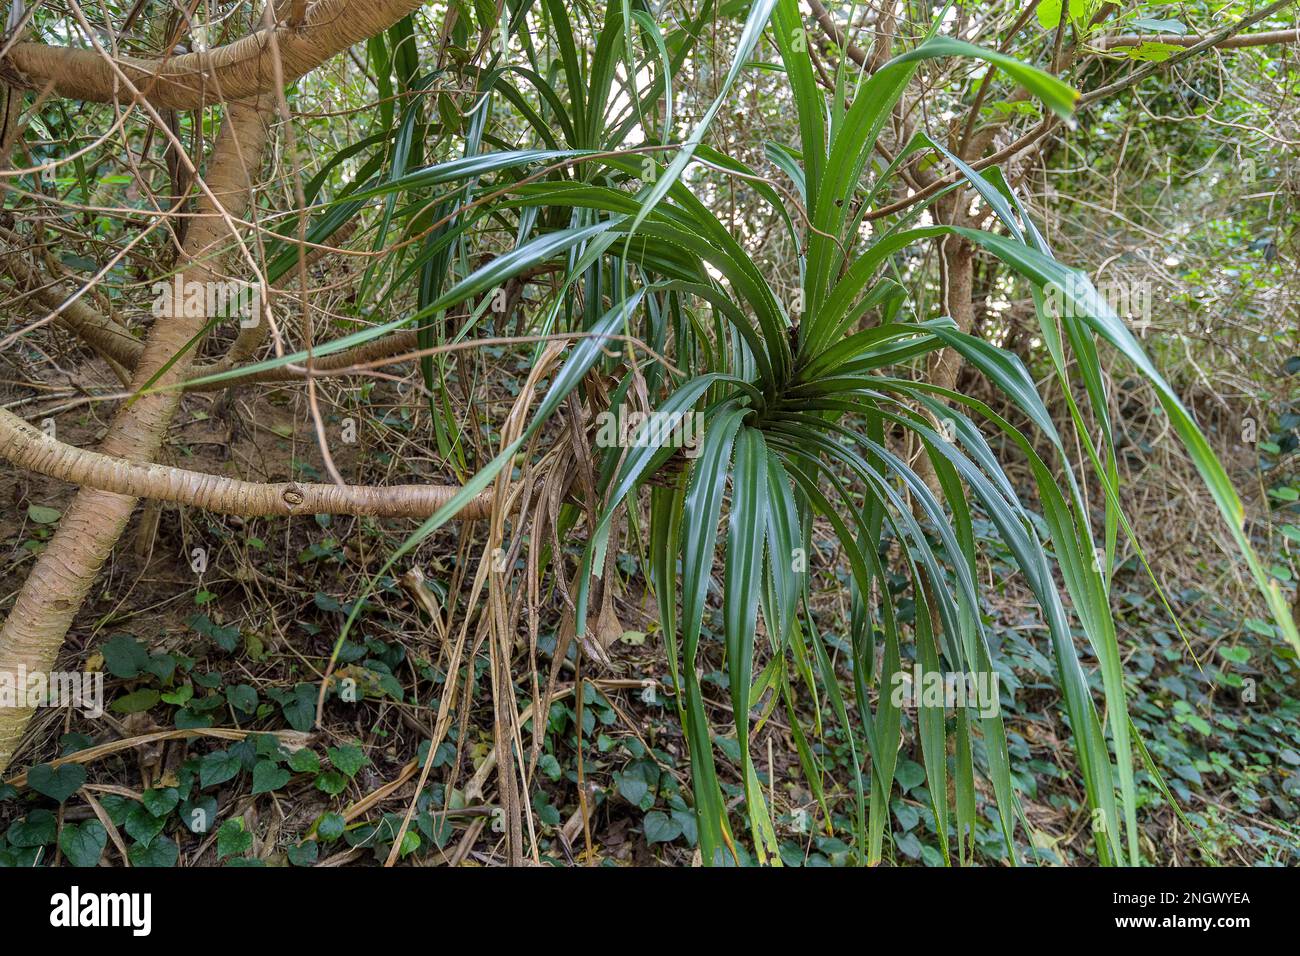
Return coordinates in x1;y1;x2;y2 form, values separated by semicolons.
931;231;976;395
0;96;272;773
914;229;975;499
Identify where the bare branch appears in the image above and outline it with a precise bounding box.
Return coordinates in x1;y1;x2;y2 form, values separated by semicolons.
3;0;428;109
0;405;490;519
1095;27;1300;50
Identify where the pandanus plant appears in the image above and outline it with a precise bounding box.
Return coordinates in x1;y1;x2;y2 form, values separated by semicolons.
183;0;1296;865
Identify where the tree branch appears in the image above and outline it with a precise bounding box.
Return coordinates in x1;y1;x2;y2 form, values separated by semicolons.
0;227;144;367
3;0;428;109
1080;0;1297;106
0;405;490;519
1096;28;1300;50
0;93;275;774
806;0;871;68
1;221;353;382
866;0;1297;220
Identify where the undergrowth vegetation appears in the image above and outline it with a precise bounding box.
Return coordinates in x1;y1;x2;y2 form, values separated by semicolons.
0;0;1297;867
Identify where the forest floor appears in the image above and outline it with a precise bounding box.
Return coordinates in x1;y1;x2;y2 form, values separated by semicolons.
2;350;1298;867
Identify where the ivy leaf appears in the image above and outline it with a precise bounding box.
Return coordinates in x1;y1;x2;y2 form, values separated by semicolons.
98;794;133;826
287;840;319;866
1218;646;1250;665
315;771;348;796
643;810;682;844
59;821;108;867
217;818;254;859
101;634;150;679
251;761;291;795
124;804;167;846
327;744;367;778
129;835;178;867
418;812;454;848
279;683;317;732
6;809;57;847
141;788;179;817
60;732;97;754
188;613;240;652
253;733;285;762
180;796;218;835
27;762;86;803
199;749;242;789
314;591;343;612
895;759;926;792
174;707;214;731
1245;619;1276;638
161;684;193;706
315;812;346;842
892;799;921;832
671;809;697;846
144;653;176;682
895;831;923;860
226;684;259;714
288;748;320;773
615;772;649;806
111;689;160;715
397;830;421;859
27;504;61;524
